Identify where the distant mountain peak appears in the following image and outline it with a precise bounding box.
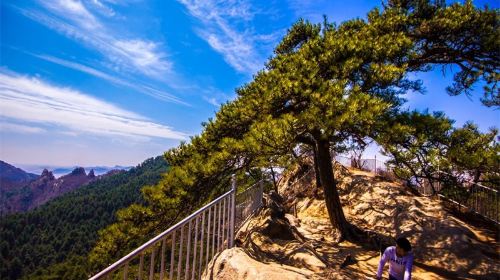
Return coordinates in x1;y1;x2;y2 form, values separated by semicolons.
0;159;152;217
41;169;55;180
70;167;86;176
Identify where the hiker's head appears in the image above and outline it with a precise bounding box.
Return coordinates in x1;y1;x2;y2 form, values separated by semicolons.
396;237;412;256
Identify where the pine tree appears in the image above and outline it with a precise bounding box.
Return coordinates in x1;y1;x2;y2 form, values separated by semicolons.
90;1;499;267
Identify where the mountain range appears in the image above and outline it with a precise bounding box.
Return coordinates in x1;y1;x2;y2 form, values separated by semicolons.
0;161;39;191
17;164;132;178
0;156;168;280
0;160;129;216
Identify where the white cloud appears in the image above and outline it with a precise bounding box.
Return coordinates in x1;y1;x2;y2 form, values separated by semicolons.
32;54;186;105
0;72;188;141
203;96;219;107
113;39;171;77
88;0;116;17
178;0;276;74
44;0;101;30
0;122;47;134
201;86;232;107
18;0;171;79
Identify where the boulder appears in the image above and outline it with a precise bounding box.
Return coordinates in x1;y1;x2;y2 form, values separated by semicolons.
202;247;313;280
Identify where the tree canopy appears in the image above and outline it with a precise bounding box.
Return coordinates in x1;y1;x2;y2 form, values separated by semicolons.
90;0;499;271
376;111;499;192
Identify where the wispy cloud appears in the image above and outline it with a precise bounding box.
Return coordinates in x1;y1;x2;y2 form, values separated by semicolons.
17;0;171;79
178;0;279;74
44;0;101;30
112;39;171;77
0;71;188;140
201;86;232;107
88;0;116;17
203;96;219;107
31;53;187;105
0;122;47;134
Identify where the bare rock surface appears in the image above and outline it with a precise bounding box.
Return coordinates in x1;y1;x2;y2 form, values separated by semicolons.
204;162;499;280
202;247;313;280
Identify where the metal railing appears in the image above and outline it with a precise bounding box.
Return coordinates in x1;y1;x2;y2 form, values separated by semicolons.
334;155;352;167
334;155;499;224
235;181;264;230
413;175;443;197
334;155;387;175
284;167;316;217
416;171;499;224
90;177;264;280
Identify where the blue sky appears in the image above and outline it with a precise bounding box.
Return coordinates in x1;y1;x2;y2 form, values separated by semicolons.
0;0;498;167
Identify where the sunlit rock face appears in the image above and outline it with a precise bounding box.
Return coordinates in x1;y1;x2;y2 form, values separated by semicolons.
204;160;499;280
202;247;313;280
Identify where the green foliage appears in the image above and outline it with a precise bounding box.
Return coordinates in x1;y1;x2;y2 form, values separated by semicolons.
402;0;499;106
25;255;88;280
377;111;499;191
90;0;499;267
0;156;168;280
376;110;454;182
448;123;500;186
274;19;321;55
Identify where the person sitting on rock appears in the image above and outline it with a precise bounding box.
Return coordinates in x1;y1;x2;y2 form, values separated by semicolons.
376;237;413;280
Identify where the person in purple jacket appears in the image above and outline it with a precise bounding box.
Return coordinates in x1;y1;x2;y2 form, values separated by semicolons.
376;237;413;280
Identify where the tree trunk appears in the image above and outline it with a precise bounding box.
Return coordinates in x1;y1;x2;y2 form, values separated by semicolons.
473;169;481;184
270;166;278;193
314;138;350;239
312;145;322;191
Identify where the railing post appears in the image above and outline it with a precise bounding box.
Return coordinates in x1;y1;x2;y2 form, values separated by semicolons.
160;239;165;280
149;246;156;280
138;253;144;280
229;175;236;248
169;231;176;280
205;207;211;267
198;211;205;278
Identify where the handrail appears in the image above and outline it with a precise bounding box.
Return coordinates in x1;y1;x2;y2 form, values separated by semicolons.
334;155;498;224
237;181;262;196
435;170;498;193
89;189;234;280
234;180;264;231
90;177;264;280
414;170;499;224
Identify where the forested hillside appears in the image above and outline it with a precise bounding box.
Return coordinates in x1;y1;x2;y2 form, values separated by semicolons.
0;156;168;280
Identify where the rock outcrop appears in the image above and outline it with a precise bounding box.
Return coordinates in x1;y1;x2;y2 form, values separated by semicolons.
203;191;328;279
203;161;499;280
202;247;313;280
40;169;55;181
1;166;107;215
